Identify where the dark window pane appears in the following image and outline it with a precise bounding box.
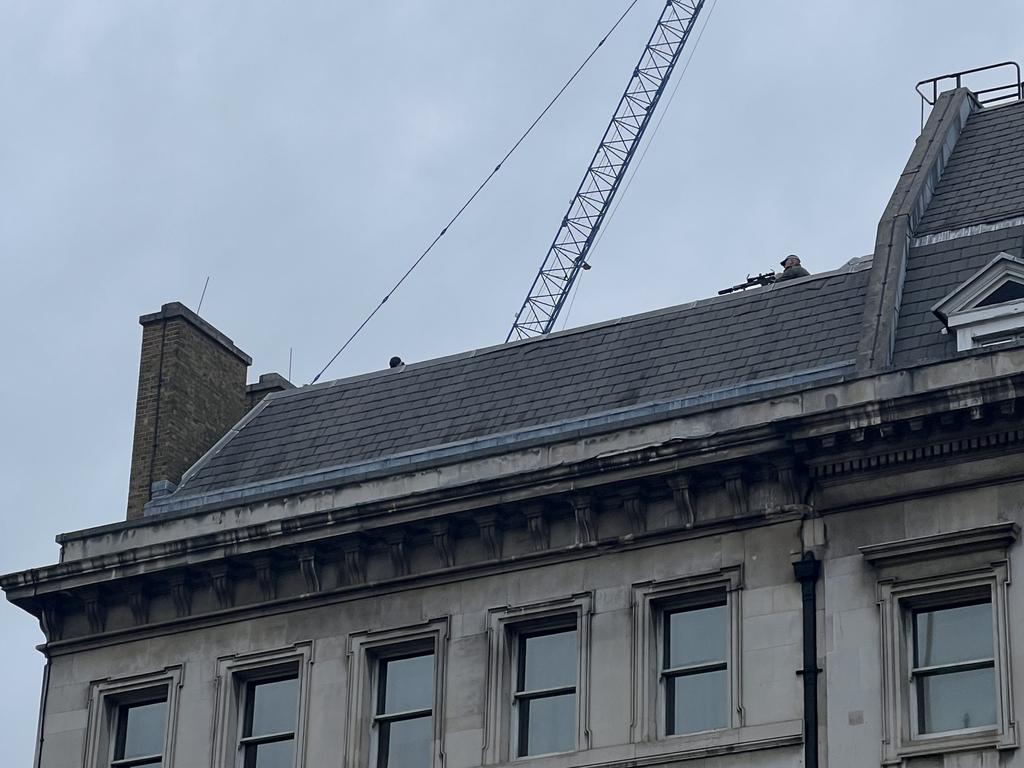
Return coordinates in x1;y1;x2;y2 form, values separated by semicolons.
244;738;294;768
119;701;167;759
249;678;298;737
978;280;1024;307
379;716;432;768
521;630;577;691
666;603;727;669
667;669;728;735
518;692;575;756
915;602;993;667
918;666;996;733
382;655;434;714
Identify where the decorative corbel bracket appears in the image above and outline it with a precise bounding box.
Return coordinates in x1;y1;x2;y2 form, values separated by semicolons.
523;503;550;551
209;564;235;609
342;537;367;585
431;520;455;569
569;493;597;545
385;530;410;578
619;487;647;535
40;600;64;642
774;458;806;508
665;475;696;528
252;555;276;602
81;588;106;635
721;468;749;518
169;573;192;618
477;511;503;560
297;547;322;593
127;582;150;626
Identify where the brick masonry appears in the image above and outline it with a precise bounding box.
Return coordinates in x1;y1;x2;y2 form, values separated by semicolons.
126;303;251;519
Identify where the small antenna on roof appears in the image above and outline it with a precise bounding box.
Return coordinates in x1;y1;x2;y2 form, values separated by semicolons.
196;276;211;315
288;347;293;382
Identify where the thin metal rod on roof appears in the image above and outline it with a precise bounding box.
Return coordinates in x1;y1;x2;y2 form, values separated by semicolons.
197;276;210;315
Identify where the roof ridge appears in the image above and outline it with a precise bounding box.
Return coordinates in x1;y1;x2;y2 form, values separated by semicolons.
267;254;873;404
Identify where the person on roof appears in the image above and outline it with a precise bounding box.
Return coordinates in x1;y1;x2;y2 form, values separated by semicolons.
775;254;810;282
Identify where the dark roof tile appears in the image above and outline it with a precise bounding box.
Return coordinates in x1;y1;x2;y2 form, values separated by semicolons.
917;100;1024;234
174;265;871;498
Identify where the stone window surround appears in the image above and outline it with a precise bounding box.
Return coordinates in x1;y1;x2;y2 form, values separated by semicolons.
344;617;450;768
483;592;594;764
211;641;313;768
630;565;744;746
862;524;1018;764
83;665;183;768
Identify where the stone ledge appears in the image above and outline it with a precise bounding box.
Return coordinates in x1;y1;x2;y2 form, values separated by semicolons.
860;520;1019;567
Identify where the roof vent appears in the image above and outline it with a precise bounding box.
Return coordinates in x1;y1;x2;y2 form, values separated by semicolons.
389;356;404;369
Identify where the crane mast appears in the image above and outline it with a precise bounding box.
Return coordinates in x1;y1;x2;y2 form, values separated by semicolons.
507;0;706;342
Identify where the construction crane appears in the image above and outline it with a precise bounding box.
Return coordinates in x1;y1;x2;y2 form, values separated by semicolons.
507;0;706;342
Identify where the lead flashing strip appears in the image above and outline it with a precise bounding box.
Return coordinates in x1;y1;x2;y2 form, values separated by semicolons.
912;216;1024;247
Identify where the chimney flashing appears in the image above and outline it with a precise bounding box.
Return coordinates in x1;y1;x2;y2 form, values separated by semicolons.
139;302;252;366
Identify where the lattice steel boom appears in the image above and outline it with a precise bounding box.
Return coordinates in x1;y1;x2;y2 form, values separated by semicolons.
507;0;705;342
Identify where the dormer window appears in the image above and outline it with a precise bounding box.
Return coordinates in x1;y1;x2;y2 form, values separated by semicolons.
932;252;1024;352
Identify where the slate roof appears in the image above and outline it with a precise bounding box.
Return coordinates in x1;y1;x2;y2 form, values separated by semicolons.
916;99;1024;235
172;260;872;500
892;226;1024;365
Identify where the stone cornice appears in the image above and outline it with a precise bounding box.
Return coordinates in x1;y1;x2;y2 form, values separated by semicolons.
860;521;1019;567
7;355;1024;647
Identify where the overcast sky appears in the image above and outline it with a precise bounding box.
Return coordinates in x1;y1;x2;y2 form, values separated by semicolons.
2;1;1023;762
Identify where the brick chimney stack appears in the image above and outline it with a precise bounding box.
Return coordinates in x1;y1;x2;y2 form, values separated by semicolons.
126;302;252;519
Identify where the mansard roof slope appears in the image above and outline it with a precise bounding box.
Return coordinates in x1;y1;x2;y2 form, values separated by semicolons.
165;257;872;507
891;98;1024;366
916;99;1024;235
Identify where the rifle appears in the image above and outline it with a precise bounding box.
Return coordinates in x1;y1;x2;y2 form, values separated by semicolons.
717;271;777;295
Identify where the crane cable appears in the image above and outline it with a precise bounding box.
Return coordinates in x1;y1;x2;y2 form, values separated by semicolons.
559;0;721;331
310;0;643;384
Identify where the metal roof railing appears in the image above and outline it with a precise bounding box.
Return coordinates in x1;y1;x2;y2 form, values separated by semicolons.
916;61;1023;127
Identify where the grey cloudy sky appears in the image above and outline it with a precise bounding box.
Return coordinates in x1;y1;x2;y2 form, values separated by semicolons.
1;1;1022;762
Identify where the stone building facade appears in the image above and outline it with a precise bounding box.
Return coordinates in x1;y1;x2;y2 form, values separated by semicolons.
6;83;1024;768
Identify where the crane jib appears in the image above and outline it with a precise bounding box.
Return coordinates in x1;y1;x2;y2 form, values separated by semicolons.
506;0;706;342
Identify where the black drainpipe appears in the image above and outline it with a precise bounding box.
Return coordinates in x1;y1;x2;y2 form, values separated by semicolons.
793;551;821;768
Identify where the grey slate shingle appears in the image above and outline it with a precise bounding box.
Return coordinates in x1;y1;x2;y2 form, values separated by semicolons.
892;227;1024;365
917;100;1024;234
175;264;871;498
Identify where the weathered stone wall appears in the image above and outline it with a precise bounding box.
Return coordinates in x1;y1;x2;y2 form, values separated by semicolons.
34;521;807;768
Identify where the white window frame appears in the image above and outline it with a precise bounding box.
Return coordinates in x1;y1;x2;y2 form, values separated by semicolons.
83;666;183;768
345;617;449;768
211;642;313;768
863;523;1018;762
904;589;997;740
483;593;593;763
631;566;743;744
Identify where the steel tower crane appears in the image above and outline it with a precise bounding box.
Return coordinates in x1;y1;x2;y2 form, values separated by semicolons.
507;0;706;342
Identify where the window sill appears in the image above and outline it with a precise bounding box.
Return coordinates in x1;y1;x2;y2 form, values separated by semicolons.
493;720;802;768
885;729;1017;765
634;719;802;762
